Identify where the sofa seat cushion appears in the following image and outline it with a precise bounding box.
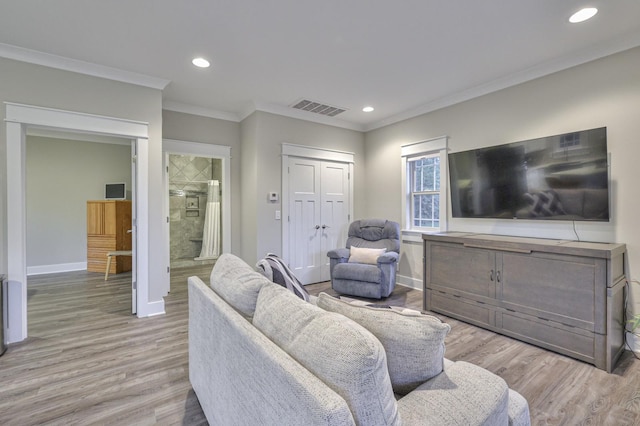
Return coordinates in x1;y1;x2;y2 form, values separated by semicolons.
317;293;450;395
397;361;509;426
253;284;400;426
333;262;381;283
209;253;272;318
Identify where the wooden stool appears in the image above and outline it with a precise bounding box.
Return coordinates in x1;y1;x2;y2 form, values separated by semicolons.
105;250;133;280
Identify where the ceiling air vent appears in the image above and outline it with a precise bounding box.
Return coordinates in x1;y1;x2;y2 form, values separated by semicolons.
290;99;347;117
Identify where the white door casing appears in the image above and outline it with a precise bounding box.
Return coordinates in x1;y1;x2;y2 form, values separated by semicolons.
131;142;138;314
4;102;152;343
282;144;354;285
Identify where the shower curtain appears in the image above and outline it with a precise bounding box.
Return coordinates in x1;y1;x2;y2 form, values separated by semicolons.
196;180;221;260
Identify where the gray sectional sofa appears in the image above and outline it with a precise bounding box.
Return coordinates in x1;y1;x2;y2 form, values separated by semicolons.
188;253;530;425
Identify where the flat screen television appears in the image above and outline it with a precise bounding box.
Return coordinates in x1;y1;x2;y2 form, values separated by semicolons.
448;127;609;221
105;183;126;200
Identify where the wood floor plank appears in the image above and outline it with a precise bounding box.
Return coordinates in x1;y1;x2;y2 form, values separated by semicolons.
0;267;210;425
2;269;639;425
307;281;640;426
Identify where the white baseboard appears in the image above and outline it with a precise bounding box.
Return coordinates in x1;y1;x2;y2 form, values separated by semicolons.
396;274;423;291
27;262;87;276
139;299;166;318
626;332;640;353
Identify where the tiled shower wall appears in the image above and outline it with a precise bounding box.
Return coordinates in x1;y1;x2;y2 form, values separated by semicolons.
169;155;222;264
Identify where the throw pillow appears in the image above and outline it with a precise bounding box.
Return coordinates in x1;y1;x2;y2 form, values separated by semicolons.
253;285;400;425
317;292;451;395
348;246;386;265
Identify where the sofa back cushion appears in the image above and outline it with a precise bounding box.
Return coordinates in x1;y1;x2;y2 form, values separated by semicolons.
210;253;272;318
253;284;400;426
317;293;450;395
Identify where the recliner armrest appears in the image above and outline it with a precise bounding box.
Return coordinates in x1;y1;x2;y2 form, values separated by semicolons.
377;252;398;264
327;248;350;260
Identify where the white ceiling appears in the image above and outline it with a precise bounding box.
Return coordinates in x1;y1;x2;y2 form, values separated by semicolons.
1;1;640;131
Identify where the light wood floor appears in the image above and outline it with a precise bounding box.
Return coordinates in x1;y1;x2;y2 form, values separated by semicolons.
310;282;640;426
0;266;212;425
1;268;639;425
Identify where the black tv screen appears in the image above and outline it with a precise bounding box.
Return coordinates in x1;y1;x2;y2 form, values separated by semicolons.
448;127;609;221
105;183;126;200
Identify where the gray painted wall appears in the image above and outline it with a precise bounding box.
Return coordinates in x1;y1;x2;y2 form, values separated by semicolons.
365;46;640;314
239;112;259;263
242;111;365;265
25;136;131;270
162;110;242;256
163;110;366;267
0;57;166;302
7;45;638;321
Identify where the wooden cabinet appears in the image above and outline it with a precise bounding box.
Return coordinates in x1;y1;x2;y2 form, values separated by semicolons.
87;200;132;274
423;232;626;372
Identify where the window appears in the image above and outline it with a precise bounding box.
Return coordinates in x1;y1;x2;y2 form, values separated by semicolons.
410;155;440;228
401;136;448;233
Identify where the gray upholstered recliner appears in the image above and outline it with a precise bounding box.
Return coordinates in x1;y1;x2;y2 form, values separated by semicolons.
327;219;400;299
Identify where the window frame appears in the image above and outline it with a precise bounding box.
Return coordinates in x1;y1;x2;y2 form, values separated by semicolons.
401;136;448;236
409;154;441;229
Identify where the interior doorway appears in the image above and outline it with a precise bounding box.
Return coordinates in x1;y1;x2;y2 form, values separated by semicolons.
162;139;231;292
168;154;222;268
5;103;151;344
24;132;137;313
24;132;133;276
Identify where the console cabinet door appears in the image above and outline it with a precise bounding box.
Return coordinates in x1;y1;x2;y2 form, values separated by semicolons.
499;252;603;331
427;242;496;301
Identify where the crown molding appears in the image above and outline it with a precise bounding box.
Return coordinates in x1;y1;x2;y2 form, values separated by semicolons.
365;30;640;132
237;102;258;122
0;42;170;90
162;100;241;122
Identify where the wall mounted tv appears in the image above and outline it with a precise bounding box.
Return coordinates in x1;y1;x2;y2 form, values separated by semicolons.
449;127;609;221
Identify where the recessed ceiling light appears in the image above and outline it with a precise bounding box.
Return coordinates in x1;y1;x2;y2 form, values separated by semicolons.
362;106;374;112
192;57;210;68
569;7;598;23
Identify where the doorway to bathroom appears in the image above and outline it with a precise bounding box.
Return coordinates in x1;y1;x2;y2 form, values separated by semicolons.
168;154;222;268
162;139;231;291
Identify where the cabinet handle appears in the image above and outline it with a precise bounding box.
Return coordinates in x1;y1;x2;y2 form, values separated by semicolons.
490;270;494;281
496;270;501;283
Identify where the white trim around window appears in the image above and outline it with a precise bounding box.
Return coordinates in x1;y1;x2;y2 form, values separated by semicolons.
401;136;448;241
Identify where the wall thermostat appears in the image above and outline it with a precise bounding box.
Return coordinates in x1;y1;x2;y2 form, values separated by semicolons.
268;191;279;202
